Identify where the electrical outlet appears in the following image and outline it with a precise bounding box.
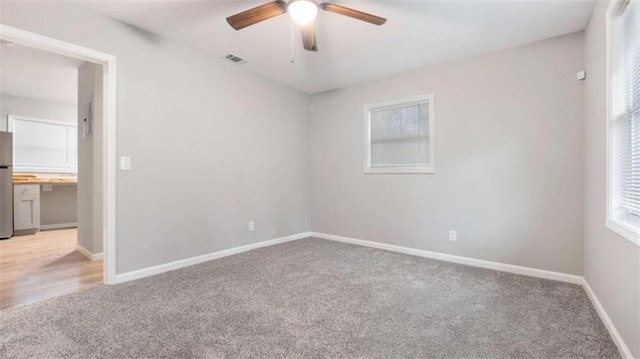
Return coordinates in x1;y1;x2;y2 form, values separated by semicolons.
42;184;52;192
449;230;457;242
248;221;255;231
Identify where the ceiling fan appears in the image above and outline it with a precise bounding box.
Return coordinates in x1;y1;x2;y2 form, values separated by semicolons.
226;0;387;52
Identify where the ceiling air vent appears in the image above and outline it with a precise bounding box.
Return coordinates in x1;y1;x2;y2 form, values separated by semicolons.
224;54;248;65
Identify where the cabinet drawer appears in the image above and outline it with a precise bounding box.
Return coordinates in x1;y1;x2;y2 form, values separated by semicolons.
14;184;40;197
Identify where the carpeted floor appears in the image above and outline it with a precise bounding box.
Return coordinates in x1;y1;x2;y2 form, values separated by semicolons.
0;238;620;358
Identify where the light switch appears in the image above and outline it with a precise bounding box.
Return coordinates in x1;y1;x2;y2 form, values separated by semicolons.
120;156;131;170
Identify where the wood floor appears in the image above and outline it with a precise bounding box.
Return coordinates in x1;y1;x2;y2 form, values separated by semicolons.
0;228;103;310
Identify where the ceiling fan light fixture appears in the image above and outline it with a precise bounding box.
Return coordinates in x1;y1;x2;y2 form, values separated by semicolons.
226;0;387;52
288;0;318;25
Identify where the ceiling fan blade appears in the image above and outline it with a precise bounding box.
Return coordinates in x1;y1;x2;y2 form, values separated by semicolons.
226;1;287;30
319;3;386;25
300;23;318;52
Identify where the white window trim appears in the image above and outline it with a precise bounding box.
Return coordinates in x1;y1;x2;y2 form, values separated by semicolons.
605;0;640;246
8;114;75;128
363;93;435;174
8;114;78;174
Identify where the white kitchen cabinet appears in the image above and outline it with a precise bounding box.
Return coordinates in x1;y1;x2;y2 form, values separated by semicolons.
14;184;40;231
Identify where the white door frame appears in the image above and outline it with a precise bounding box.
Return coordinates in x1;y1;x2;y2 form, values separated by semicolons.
0;24;117;284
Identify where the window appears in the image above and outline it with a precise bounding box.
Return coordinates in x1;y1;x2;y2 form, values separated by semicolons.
608;0;640;245
8;115;78;174
363;94;435;173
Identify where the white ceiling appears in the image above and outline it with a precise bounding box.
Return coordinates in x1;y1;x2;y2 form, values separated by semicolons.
83;0;594;94
0;43;84;104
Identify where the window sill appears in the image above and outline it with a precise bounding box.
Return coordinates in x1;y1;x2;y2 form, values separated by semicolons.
364;166;435;174
606;219;640;247
14;167;77;174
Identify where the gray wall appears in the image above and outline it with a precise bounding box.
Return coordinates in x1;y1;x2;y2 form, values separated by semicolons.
310;32;585;275
40;185;77;226
583;1;640;356
0;2;311;274
77;62;103;254
0;94;76;131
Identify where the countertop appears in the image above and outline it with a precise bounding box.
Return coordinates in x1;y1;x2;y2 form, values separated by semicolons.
13;174;77;185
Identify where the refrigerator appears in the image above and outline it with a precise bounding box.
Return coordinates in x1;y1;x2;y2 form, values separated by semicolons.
0;131;12;239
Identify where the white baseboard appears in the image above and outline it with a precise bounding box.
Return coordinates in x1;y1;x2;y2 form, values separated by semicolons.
108;229;630;358
582;279;633;359
114;232;312;284
310;232;583;284
76;243;103;261
40;222;77;231
311;232;635;357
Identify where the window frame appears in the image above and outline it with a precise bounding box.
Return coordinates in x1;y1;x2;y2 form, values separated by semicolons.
605;0;640;246
363;93;435;174
7;114;78;174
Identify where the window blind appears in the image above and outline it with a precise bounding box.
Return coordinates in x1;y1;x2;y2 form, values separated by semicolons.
370;102;429;167
10;117;78;174
613;0;640;216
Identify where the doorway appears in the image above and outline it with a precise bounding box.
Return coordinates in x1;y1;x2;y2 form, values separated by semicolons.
0;24;116;307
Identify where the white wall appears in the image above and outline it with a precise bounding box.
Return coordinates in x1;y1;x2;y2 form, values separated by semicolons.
0;2;311;274
0;94;76;131
583;1;640;357
310;32;585;275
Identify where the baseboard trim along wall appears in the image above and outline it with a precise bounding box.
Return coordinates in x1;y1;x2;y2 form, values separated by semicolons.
114;232;312;284
76;243;103;261
110;230;630;357
311;232;583;284
40;223;78;231
582;279;633;359
310;232;630;358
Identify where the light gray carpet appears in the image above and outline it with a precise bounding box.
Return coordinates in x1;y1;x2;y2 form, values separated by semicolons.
0;238;619;358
